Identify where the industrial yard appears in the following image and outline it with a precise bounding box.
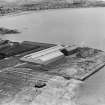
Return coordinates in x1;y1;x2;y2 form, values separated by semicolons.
0;39;104;105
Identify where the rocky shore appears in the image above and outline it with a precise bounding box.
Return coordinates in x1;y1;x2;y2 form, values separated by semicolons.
0;27;20;35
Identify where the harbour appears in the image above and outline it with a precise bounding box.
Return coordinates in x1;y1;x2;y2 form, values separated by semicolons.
0;7;105;105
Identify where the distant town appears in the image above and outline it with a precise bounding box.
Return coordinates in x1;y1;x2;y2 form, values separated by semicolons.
0;0;105;16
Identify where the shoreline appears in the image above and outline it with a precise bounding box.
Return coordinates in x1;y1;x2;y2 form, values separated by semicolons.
0;6;105;18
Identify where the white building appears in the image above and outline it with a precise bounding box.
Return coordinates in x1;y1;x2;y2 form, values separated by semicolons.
73;0;87;3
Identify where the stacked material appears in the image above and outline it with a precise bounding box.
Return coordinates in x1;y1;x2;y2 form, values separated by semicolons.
21;45;64;65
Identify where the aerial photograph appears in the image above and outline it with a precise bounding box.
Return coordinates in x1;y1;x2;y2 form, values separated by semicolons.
0;0;105;105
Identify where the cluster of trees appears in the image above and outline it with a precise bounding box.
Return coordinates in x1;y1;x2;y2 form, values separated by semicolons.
0;6;20;15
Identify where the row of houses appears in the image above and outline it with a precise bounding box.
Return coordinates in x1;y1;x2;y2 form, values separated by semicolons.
42;0;87;4
53;0;104;4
